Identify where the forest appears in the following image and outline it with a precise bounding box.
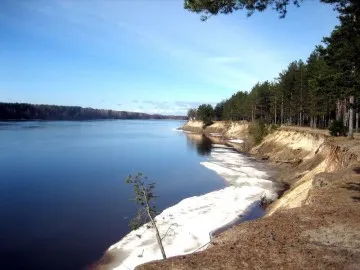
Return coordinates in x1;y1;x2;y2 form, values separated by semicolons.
0;103;186;121
187;0;360;137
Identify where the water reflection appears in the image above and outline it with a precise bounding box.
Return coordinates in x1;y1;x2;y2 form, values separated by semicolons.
185;133;213;156
0;122;45;130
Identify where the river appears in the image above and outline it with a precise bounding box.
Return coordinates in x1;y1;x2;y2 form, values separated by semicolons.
0;120;276;270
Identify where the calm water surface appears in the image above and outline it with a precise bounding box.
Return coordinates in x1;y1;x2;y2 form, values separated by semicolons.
0;120;225;270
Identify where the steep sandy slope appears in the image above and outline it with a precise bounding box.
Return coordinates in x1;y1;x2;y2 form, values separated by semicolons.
138;127;360;270
182;121;251;151
182;121;249;140
181;121;205;133
252;128;360;215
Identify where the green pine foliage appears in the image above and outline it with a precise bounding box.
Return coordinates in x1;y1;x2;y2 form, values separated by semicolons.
184;0;359;20
187;108;197;120
329;120;348;136
125;173;158;230
185;1;360;137
184;0;302;19
125;173;167;259
189;47;359;131
196;104;215;127
249;121;268;145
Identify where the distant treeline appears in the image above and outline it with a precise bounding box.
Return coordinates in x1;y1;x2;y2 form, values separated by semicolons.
0;102;186;121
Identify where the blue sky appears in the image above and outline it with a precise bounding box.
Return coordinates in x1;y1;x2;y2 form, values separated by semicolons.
0;0;338;115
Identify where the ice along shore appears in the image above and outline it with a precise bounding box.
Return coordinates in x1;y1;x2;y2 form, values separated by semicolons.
95;123;279;270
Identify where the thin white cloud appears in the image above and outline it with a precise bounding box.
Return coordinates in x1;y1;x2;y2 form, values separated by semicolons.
132;100;214;115
15;0;287;92
3;0;338;112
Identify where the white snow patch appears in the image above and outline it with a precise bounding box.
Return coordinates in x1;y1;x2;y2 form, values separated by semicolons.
209;133;222;137
107;147;277;270
228;139;244;144
212;144;233;149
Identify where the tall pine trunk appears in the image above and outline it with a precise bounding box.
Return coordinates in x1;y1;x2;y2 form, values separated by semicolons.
348;96;354;138
281;94;284;125
356;111;359;133
289;107;292;125
142;188;167;259
343;98;348;127
274;99;277;125
336;99;341;121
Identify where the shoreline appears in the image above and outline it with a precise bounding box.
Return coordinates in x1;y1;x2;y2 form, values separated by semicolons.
210;202;265;238
94;125;279;270
185;128;290;240
173;122;292;244
138;121;360;269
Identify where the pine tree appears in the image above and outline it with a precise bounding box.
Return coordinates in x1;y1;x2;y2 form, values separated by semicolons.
125;173;167;259
322;13;360;137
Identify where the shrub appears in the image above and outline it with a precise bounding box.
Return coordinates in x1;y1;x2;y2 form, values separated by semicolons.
329;120;347;136
269;124;279;133
196;104;214;127
249;121;268;145
187;108;197;120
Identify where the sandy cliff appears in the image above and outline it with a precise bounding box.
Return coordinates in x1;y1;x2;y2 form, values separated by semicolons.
138;123;360;269
182;121;251;151
182;120;249;139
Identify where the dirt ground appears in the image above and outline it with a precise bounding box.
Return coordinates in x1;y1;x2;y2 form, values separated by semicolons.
281;125;360;141
137;127;360;270
138;167;360;270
